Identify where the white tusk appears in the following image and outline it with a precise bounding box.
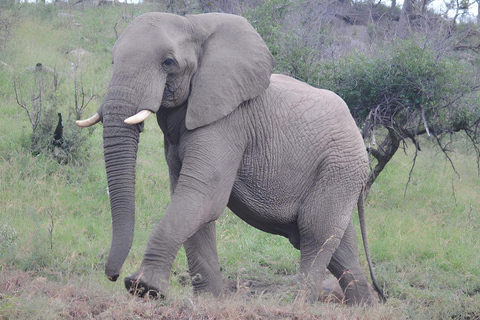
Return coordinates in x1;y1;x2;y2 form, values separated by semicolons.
124;110;152;125
76;113;100;127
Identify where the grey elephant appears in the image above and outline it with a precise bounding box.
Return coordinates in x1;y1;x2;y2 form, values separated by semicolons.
77;12;384;305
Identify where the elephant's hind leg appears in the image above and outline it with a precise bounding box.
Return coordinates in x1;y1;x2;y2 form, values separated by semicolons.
183;221;223;296
296;180;361;303
297;206;347;301
327;220;377;305
298;227;342;302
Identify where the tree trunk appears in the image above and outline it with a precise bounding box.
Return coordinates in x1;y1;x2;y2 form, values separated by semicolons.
421;0;427;14
477;0;480;24
397;0;415;38
391;0;396;17
365;127;401;195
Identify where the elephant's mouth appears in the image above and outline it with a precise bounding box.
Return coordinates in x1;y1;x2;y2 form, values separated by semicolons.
161;83;178;108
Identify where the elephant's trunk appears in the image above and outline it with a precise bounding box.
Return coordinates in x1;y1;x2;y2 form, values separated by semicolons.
102;99;142;281
99;63;166;281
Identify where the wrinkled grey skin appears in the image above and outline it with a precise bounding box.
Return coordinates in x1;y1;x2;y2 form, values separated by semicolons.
86;12;382;305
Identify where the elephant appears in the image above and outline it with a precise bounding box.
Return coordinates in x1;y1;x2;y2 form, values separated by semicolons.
76;12;384;305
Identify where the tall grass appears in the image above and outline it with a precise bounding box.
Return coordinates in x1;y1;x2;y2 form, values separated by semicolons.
364;140;480;318
1;4;480;319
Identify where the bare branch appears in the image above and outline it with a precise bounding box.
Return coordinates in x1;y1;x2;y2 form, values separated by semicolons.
13;76;42;133
365;127;401;195
465;129;480;176
421;107;430;137
69;59;96;120
403;141;418;200
433;133;460;180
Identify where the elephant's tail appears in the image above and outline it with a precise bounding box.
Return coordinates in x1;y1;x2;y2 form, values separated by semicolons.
358;190;386;302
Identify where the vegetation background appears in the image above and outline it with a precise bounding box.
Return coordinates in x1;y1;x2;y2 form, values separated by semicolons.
1;0;480;318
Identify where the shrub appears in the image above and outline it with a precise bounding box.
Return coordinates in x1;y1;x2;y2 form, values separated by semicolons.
319;38;479;135
317;37;480;190
14;66;94;165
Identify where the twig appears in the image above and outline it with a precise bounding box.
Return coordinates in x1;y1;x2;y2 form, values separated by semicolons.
464;130;480;176
421;106;430;137
70;59;96;120
47;210;54;250
404;144;418;200
13;76;42;133
433;133;460;180
432;133;460;201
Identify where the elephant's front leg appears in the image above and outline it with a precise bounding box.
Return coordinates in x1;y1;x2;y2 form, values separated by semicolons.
124;198;195;298
125;137;242;298
184;221;223;296
124;190;230;298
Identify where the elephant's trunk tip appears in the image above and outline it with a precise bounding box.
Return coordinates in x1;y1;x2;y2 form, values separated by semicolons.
106;265;121;282
107;274;119;282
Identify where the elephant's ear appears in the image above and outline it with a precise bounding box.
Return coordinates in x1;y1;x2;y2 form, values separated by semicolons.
185;14;275;130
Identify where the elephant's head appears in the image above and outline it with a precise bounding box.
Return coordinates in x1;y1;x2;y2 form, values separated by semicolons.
77;13;275;281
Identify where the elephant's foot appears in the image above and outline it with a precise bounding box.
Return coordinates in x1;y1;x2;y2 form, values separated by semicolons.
124;275;162;298
190;272;224;297
320;277;344;303
124;268;168;299
341;279;378;306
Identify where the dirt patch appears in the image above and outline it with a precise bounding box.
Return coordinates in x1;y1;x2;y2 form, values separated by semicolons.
226;273;344;304
0;270;354;319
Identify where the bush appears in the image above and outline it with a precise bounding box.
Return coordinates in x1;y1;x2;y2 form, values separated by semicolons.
316;37;480;190
14;67;94;165
319;37;479;134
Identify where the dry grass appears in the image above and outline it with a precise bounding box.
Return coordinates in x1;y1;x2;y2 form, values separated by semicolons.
0;269;400;319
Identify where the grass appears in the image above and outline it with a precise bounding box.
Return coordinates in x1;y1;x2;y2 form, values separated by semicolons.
364;142;480;318
1;4;480;319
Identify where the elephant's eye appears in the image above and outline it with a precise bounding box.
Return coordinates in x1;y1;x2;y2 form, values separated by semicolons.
163;58;175;67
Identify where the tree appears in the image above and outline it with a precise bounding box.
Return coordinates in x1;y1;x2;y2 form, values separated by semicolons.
319;37;480;194
391;0;396;17
477;0;480;24
397;0;415;38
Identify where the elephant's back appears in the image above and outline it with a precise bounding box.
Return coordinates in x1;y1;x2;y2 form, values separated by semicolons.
268;74;355;124
232;74;367;212
265;74;365;157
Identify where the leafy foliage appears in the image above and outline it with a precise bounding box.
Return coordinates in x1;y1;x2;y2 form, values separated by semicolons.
322;38;479;134
243;0;291;58
13;66;93;164
317;37;480;190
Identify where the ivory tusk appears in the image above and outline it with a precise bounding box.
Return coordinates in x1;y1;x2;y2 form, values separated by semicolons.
124;110;152;125
76;113;100;127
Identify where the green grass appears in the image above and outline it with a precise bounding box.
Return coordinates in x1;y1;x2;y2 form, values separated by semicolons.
363;142;480;318
1;4;480;319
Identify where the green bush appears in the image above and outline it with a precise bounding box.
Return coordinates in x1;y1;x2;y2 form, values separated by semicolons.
244;0;291;58
319;38;479;134
13;68;94;165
